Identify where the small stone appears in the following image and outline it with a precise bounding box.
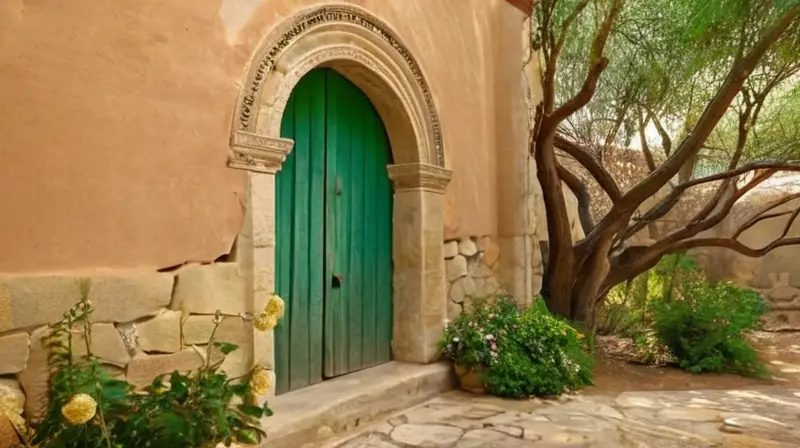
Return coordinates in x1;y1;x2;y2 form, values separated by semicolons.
137;310;182;353
0;332;29;374
476;236;492;252
482;242;501;267
450;277;476;304
444;241;459;259
391;424;463;446
490;425;523;438
0;416;21;448
446;256;468;282
172;263;246;315
316;425;335;441
458;428;531;447
462;407;503;420
656;407;720;422
388;414;409;426
769;286;800;302
126;348;204;388
459;238;478;257
0;379;25;413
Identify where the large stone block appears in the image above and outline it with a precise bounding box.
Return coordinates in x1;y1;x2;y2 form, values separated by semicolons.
89;274;174;322
17;326;50;422
137;310;182;353
762;310;800;331
769;286;800;302
182;315;249;346
449;277;476;304
172;264;246;315
126;348;204;388
0;273;173;332
0;332;29;374
443;241;459;259
445;256;467;282
458;238;478;257
71;323;130;367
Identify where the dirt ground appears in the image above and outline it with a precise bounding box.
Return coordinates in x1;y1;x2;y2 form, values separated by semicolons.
588;331;800;396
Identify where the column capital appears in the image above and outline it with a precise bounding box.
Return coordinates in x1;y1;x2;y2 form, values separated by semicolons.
387;163;452;193
228;131;294;174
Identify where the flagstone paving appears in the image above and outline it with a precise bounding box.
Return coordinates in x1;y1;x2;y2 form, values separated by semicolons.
325;388;800;447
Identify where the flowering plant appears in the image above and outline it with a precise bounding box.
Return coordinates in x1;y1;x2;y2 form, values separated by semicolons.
439;295;593;398
15;279;285;448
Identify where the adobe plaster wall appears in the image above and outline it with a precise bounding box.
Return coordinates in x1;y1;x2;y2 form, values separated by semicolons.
0;0;523;274
689;187;800;331
0;1;540;441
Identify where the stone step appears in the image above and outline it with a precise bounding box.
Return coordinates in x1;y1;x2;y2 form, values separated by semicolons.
260;362;454;448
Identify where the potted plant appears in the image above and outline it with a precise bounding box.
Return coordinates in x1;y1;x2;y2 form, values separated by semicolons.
439;295;594;398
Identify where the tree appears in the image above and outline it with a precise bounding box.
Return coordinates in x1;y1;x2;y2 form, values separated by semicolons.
529;0;800;328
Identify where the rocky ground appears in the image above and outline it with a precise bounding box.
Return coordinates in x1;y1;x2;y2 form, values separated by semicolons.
324;332;800;447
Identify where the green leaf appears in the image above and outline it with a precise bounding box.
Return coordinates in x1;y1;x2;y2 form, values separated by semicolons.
235;428;260;444
238;404;265;418
214;341;239;355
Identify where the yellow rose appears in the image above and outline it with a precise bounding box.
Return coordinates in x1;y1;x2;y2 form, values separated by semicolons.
250;365;271;396
265;294;285;320
253;312;279;331
61;393;97;425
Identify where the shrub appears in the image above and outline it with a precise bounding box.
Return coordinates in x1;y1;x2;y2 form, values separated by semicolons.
440;295;593;398
650;279;769;377
15;280;285;448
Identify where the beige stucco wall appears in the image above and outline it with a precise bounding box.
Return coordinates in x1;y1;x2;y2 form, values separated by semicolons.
0;0;528;273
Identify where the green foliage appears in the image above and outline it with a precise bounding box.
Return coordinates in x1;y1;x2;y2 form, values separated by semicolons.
22;280;273;448
598;253;702;336
440;295;593;398
651;280;769;376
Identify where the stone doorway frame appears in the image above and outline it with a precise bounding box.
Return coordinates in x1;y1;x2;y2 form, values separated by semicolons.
226;4;453;381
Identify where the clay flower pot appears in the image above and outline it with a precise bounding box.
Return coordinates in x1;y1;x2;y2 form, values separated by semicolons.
454;364;486;394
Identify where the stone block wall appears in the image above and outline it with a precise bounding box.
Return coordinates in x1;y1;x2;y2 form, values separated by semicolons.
444;236;505;321
0;262;260;440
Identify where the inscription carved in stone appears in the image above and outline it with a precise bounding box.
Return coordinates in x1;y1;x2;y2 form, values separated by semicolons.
237;4;444;167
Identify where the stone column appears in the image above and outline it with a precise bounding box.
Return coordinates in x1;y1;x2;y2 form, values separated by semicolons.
228;131;293;390
387;163;452;363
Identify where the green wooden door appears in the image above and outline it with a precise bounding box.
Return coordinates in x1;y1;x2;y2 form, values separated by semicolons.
274;68;393;395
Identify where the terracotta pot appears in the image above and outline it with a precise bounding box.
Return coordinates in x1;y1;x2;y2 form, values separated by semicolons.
454;364;486;394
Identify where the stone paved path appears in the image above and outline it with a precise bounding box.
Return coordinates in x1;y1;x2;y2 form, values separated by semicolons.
325;388;800;447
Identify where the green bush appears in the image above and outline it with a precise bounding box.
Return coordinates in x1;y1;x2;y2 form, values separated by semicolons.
650;279;769;377
17;280;284;448
439;295;593;398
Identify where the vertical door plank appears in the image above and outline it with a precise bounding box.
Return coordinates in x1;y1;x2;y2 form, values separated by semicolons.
360;107;379;368
347;76;366;373
307;71;327;387
275;94;295;395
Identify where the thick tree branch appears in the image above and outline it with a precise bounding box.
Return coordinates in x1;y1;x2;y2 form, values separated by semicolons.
554;133;622;201
607;6;800;220
549;0;622;124
557;162;595;235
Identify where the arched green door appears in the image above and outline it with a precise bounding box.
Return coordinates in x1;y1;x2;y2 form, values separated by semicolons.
274;68;394;395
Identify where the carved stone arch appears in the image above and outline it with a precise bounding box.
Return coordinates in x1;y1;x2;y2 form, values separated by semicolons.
229;4;452;386
230;3;445;169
